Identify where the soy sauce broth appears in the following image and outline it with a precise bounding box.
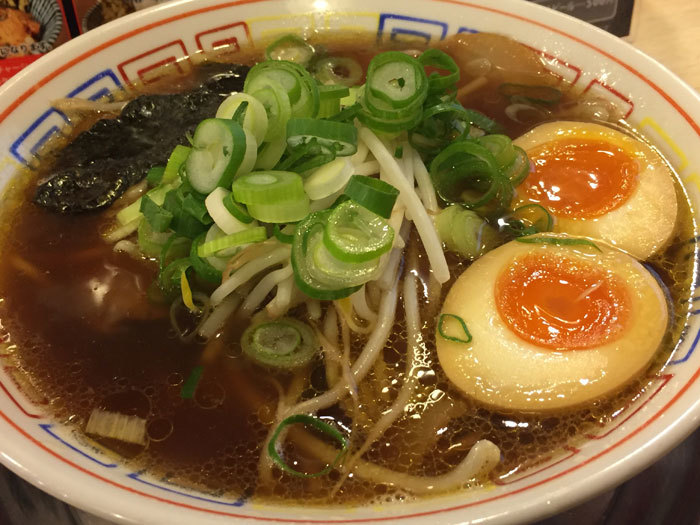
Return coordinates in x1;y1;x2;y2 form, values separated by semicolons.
0;33;695;505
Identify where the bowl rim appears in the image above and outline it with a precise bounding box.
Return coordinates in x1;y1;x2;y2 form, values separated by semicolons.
1;1;700;524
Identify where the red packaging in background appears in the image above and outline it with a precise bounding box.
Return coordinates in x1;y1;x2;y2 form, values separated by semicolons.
0;0;173;85
0;0;73;84
70;0;170;34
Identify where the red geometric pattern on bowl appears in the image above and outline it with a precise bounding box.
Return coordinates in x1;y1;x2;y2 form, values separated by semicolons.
583;78;635;118
195;21;252;53
524;45;583;89
117;40;191;85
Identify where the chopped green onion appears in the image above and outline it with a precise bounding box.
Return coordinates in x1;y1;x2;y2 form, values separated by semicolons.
186;119;249;194
158;257;192;297
245;60;319;119
463;109;504;135
189;234;223;283
303;157;353;200
503;146;530;186
273;224;295;244
140;194;173;232
366;51;428;110
268;414;348;478
418;48;459;94
317;98;341;119
197;226;267;258
291;211;362;300
222;192;254;224
343;175;399;219
309;226;380;288
435;204;498;260
146;166;165;186
357;51;428;134
255;135;288;170
328;103;360;123
205;187;254;234
216;93;269;145
232;170;306;205
430;140;512;212
249;80;292;140
324;200;394;263
408;101;470;154
356;98;423;133
316;85;349;119
265;34;315;66
116;197;143;226
181;365;203;399
287;118;358;157
500;204;553;238
476;135;517;168
318;84;350;100
498;83;562;106
137;218;172;257
241;317;319;369
163;145;192;184
438;313;472;344
203;224;240;259
515;235;602;252
247;198;310;223
159;235;191;275
172;209;209;239
314;56;363;87
182;193;212;225
118;181;173;226
231;100;249;126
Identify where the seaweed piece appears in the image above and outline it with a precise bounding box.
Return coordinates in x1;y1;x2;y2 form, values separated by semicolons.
34;64;250;214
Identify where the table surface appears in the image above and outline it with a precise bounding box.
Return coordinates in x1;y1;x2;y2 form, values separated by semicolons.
632;1;700;92
2;1;700;524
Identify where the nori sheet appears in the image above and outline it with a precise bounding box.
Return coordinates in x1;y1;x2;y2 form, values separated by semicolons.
34;64;250;214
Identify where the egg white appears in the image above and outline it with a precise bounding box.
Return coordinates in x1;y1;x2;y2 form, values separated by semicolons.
436;235;668;411
513;121;678;260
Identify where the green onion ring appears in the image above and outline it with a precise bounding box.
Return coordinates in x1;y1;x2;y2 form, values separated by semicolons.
418;48;460;94
438;313;472;344
515;235;601;252
343;175;399;219
268;414;348;478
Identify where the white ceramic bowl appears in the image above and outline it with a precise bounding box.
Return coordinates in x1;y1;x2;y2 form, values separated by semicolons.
1;1;700;523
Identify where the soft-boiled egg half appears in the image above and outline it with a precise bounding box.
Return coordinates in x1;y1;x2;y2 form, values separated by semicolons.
512;121;678;260
436;234;668;411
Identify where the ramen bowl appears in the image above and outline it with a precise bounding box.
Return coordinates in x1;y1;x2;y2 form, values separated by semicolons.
0;0;699;523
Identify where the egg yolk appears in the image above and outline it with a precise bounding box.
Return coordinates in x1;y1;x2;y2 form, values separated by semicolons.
522;139;639;219
495;253;630;350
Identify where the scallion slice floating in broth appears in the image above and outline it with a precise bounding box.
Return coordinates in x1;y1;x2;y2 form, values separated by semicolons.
241;317;319;369
268;414;348;477
499;204;554;238
417;48;460;94
265;34;316;66
181;365;204;399
498;82;563;106
313;56;363;87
